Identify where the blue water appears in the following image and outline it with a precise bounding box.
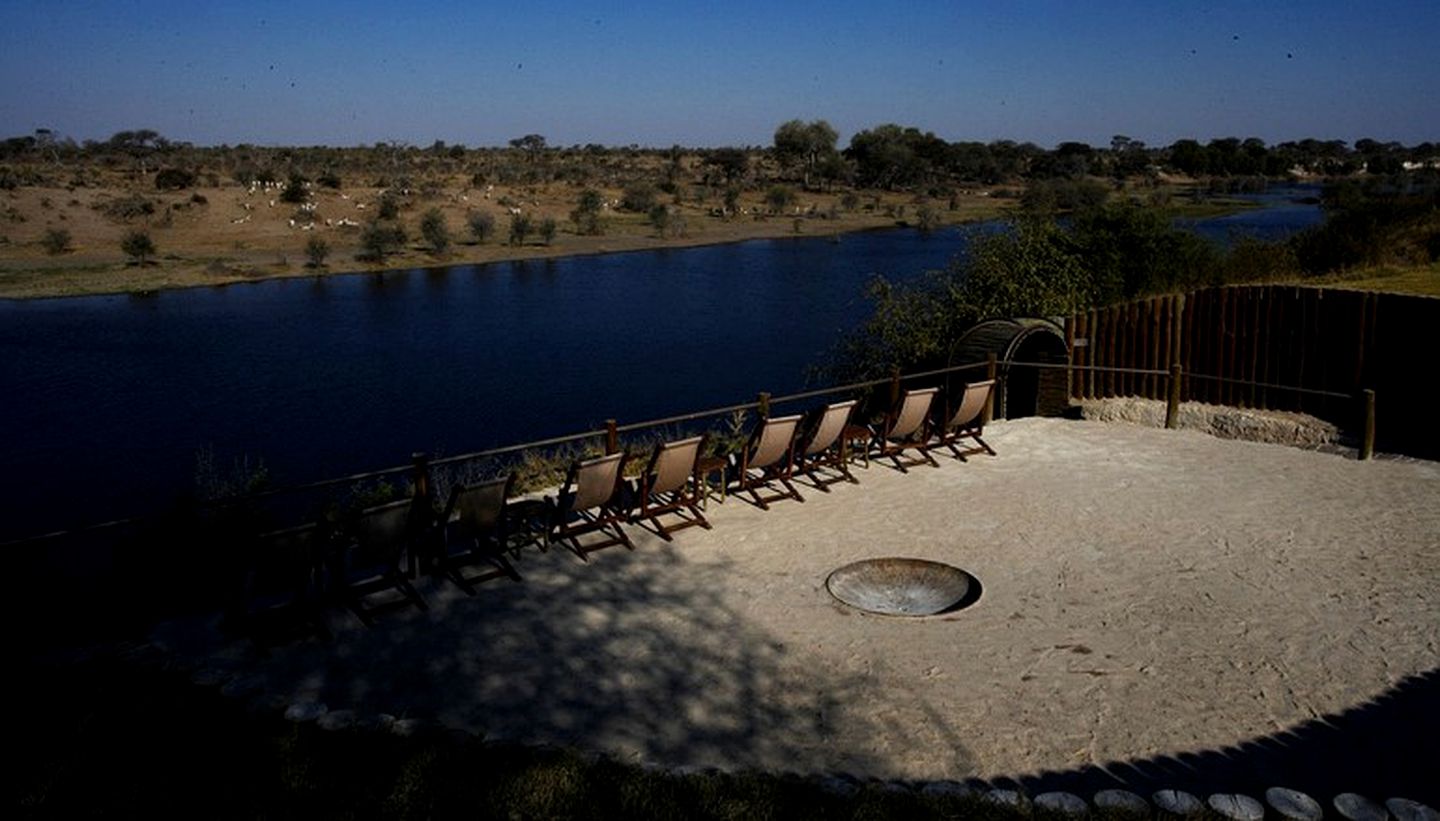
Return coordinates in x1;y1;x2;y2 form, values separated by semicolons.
0;227;979;539
1178;185;1325;244
0;194;1322;540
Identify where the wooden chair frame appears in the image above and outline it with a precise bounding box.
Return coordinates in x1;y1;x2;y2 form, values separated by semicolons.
797;399;860;490
330;498;428;626
931;379;997;460
731;413;805;509
548;452;633;560
434;474;521;594
873;387;941;472
633;435;711;540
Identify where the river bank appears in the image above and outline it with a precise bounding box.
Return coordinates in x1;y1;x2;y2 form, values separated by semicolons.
1;181;1008;299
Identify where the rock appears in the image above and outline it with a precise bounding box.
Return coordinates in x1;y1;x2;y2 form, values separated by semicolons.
283;701;328;722
1208;793;1265;821
920;780;973;799
1152;789;1203;816
984;788;1029;810
1334;793;1389;821
1386;798;1439;821
1035;791;1089;816
1094;789;1150;816
316;709;356;731
1265;787;1323;821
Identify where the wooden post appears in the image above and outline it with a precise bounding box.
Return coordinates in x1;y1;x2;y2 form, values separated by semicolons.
604;419;619;455
1360;389;1376;460
1166;363;1183;429
984;353;998;424
887;368;901;408
757;392;771;419
409;451;432;578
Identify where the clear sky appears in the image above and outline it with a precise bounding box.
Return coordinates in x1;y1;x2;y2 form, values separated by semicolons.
2;0;1437;149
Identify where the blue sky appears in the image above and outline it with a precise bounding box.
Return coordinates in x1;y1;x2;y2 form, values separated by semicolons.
2;0;1436;149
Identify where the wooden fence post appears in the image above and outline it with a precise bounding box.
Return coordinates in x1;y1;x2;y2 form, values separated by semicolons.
757;392;771;420
1360;389;1376;460
1166;363;1183;429
887;367;902;408
605;419;619;455
409;451;432;577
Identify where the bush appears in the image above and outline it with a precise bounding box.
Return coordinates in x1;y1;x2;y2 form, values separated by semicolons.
467;211;495;244
121;229;156;264
914;203;940;233
648;204;671;237
359;220;407;261
99;194;156;221
279;175;308;204
304;235;330;268
154;168;197;191
42;227;72;255
620;181;657;213
539;216;557;245
508;213;533;246
377;192;400;220
316;171;342;189
419;208;450;255
765;185;795;213
571;189;605;235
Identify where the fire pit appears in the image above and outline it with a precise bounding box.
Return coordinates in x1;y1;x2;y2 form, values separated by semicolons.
825;558;977;617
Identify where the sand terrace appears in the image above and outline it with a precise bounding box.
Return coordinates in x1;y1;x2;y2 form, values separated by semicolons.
154;417;1440;792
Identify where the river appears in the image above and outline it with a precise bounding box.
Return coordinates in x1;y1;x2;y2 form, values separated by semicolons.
0;191;1322;539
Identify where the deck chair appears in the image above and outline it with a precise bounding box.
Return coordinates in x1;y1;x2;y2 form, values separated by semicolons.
931;379;997;460
632;435;710;540
731;413;804;509
434;474;520;594
873;387;940;471
227;521;331;646
331;498;428;626
547;451;633;559
796;399;860;490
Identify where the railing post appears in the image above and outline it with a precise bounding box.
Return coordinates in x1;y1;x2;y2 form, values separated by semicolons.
756;392;771;419
1360;389;1376;460
888;367;901;408
1166;363;1183;429
409;451;432;578
605;419;619;455
983;353;998;423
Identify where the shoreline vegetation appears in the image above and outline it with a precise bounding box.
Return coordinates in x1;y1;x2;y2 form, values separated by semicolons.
0;123;1366;302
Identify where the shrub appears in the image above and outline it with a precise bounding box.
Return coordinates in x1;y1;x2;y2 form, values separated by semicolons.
648;204;671;237
316;171;342;189
121;229;156;264
279;175;308;204
508;213;533;246
154;168;197;191
419;208;450;255
620;181;657;213
765;184;795;213
99;194;156;221
304;235;330;268
571;189;605;235
467;211;495;244
539;216;557;245
359;220;407;261
377;192;400;220
42;227;72;255
915;203;940;233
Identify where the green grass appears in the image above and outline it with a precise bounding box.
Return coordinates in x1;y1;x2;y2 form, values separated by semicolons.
1301;261;1440;297
14;655;1025;820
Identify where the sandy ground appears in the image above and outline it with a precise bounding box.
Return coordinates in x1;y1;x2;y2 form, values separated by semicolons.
152;418;1440;786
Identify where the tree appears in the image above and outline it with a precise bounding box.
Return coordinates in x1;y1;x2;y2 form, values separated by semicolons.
703;147;748;186
621;181;658;213
765;184;795;213
540;216;557;245
359;220;407;261
508;134;547;162
280;174;308;204
571;189;605;235
419;208;450;254
508;213;532;246
467;211;495;244
120;229;155;264
648;204;671;237
42;228;72;255
774;119;839;188
304;235;330;268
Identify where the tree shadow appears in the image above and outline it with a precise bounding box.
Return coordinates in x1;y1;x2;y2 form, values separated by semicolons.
1008;666;1439;804
156;537;975;777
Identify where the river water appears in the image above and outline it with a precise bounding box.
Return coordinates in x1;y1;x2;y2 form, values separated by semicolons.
0;192;1322;539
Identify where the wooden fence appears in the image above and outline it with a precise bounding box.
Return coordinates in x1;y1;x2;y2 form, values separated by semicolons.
1066;285;1439;459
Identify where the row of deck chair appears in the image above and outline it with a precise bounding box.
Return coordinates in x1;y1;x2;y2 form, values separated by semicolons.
228;379;996;643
